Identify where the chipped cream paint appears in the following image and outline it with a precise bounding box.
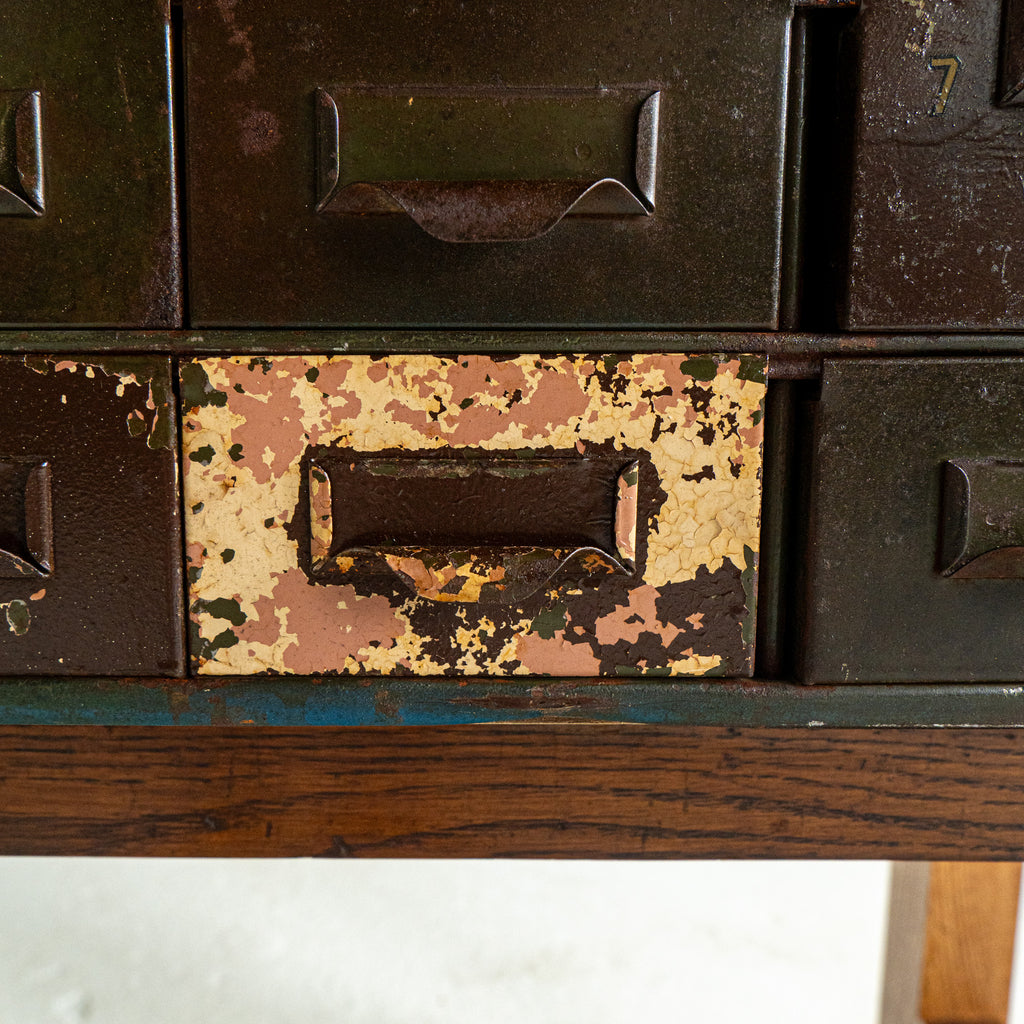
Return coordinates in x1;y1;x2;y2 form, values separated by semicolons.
307;463;332;568
898;0;935;55
383;553;507;603
184;354;765;677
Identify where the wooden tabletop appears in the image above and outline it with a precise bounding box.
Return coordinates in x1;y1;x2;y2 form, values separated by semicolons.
3;725;1022;858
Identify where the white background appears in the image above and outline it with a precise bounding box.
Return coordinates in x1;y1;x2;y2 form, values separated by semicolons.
0;860;899;1023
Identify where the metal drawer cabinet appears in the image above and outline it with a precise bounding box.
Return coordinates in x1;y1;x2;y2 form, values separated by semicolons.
0;0;181;327
11;1;1024;864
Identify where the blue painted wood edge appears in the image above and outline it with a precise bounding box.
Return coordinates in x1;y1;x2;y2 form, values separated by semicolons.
0;679;1021;727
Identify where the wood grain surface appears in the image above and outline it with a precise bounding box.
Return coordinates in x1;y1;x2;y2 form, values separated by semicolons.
3;726;1024;858
920;863;1021;1024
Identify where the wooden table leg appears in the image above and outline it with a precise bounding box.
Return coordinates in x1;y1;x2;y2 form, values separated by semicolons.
920;863;1021;1024
883;863;1021;1024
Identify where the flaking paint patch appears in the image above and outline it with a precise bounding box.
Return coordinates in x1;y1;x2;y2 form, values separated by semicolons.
23;356;174;451
1;600;30;636
615;462;639;563
183;354;765;677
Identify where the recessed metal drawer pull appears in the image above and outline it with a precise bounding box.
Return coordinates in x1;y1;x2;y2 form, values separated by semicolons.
940;458;1024;577
0;90;44;218
306;452;639;603
314;87;659;242
0;460;51;578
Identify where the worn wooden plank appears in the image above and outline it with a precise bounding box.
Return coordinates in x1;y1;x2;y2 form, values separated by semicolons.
920;863;1021;1024
3;727;1024;858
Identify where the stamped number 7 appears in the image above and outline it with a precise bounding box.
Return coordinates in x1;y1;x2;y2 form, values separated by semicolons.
928;55;962;115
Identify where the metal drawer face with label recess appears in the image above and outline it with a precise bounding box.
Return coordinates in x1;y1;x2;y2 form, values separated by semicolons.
184;0;802;329
0;0;181;328
0;355;183;676
801;357;1024;683
840;0;1024;330
182;353;766;677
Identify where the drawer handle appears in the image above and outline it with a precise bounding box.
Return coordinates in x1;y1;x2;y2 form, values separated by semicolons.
314;87;658;242
1001;0;1024;105
0;90;44;218
940;458;1024;577
305;452;639;603
0;460;52;578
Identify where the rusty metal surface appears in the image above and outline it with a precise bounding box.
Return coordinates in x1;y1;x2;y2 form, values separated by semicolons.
306;452;639;602
17;330;1024;363
842;0;1024;330
183;354;765;677
0;356;183;675
314;88;658;242
184;0;795;328
800;357;1024;683
0;0;181;327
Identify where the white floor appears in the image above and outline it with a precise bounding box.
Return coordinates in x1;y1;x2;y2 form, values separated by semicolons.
0;860;893;1024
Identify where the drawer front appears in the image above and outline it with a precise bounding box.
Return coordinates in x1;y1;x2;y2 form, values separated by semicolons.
182;354;765;677
841;0;1024;329
801;357;1024;683
184;0;795;329
0;356;183;675
0;0;181;327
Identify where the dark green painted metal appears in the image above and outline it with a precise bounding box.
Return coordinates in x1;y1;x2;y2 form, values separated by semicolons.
802;357;1024;683
184;0;795;328
0;677;1022;727
0;0;181;327
939;458;1024;577
755;382;799;677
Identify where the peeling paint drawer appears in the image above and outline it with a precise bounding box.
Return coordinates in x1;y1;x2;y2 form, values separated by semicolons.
0;0;181;327
801;358;1024;683
0;356;184;675
840;0;1024;329
182;354;765;677
184;0;797;328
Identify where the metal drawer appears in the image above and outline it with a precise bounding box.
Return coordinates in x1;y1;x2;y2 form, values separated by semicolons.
0;0;181;327
801;357;1024;682
184;0;799;329
182;352;765;677
0;355;183;674
840;0;1024;330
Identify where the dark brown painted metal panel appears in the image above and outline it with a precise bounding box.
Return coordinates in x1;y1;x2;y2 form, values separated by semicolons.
0;0;181;327
0;356;183;675
184;0;794;328
842;0;1024;330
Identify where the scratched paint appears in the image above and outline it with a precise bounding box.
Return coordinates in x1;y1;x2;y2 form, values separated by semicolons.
183;354;765;677
23;356;174;451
